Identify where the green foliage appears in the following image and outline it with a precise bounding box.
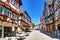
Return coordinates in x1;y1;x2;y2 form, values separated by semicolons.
32;23;35;28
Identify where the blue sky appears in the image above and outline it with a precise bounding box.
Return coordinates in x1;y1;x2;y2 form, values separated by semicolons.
20;0;45;24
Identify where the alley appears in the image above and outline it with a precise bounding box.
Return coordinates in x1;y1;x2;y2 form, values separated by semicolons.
24;30;58;40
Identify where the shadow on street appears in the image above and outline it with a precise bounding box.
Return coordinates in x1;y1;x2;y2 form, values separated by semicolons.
40;30;60;40
40;30;56;38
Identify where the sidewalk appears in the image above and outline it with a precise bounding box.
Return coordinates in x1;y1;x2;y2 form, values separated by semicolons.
24;30;59;40
0;38;5;40
40;30;56;38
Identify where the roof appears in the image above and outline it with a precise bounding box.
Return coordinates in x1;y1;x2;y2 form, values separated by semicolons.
46;0;53;5
20;10;25;13
15;0;23;6
20;10;31;20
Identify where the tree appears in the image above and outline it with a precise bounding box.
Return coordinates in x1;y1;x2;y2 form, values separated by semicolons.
32;23;35;28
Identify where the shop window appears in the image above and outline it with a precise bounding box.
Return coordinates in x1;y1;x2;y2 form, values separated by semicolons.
0;26;2;38
4;27;12;37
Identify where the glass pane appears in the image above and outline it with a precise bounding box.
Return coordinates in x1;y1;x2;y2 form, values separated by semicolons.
9;0;13;2
8;11;11;17
14;1;17;6
4;8;8;16
0;5;2;14
0;26;2;38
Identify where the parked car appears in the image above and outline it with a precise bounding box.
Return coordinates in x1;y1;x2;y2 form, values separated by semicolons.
8;31;16;37
25;30;32;32
16;32;26;39
22;32;29;36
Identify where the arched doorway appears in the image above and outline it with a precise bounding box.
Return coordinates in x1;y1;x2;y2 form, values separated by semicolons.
58;24;60;30
57;24;60;38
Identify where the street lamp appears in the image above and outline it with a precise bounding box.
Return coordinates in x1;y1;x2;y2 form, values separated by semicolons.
17;16;22;33
18;16;22;26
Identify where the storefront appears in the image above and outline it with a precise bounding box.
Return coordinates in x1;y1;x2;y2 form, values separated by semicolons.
55;19;60;37
46;22;55;33
4;27;12;37
0;26;2;38
55;20;60;30
0;21;18;38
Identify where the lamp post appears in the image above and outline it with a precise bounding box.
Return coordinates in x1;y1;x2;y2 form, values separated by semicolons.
17;16;22;33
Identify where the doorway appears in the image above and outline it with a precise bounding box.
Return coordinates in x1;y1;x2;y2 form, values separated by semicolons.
4;27;12;37
58;24;60;30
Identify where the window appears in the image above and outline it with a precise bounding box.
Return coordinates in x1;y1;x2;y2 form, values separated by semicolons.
4;8;8;16
9;0;13;3
14;14;18;20
0;5;2;14
55;0;60;5
50;6;53;14
48;18;50;23
0;5;4;14
17;15;19;20
15;14;17;19
0;26;2;38
8;10;10;17
16;15;18;20
9;0;18;7
14;1;17;6
14;14;16;19
8;10;12;18
55;16;59;20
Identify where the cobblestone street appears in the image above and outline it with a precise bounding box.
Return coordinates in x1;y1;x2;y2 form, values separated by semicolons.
24;30;58;40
